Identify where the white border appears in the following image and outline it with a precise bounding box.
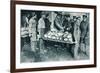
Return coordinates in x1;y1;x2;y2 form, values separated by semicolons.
16;4;94;69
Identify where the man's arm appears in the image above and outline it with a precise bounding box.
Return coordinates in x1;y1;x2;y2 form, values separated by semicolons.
28;19;32;37
55;19;64;30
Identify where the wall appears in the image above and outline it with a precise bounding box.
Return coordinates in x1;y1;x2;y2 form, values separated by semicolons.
0;0;100;73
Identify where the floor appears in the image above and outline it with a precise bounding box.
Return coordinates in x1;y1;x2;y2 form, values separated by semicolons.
20;40;89;63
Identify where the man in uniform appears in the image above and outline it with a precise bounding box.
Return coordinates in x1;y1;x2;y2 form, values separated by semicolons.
80;15;89;55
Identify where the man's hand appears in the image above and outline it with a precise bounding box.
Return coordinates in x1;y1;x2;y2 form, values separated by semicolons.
60;29;64;32
29;33;32;37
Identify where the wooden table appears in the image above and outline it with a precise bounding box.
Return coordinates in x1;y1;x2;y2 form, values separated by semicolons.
41;37;79;59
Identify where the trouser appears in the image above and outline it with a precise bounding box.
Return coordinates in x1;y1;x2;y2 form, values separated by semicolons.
72;43;80;59
38;28;45;38
38;28;45;53
30;40;42;62
72;29;80;59
21;37;30;51
31;41;37;52
80;37;89;56
39;38;45;53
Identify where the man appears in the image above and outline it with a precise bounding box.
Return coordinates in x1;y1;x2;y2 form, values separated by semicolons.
74;16;81;43
38;12;46;54
54;13;64;31
62;14;72;32
21;13;30;50
21;13;30;27
44;13;51;33
63;15;79;59
70;16;77;42
80;15;89;43
28;12;37;52
80;15;89;55
72;16;81;59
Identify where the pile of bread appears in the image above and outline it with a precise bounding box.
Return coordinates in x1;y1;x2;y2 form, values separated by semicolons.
44;31;73;42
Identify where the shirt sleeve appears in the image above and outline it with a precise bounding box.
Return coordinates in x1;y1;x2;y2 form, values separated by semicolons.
28;19;32;34
54;18;63;30
38;19;45;29
25;17;29;24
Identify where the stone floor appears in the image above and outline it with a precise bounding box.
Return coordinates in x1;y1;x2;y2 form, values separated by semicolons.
20;41;89;63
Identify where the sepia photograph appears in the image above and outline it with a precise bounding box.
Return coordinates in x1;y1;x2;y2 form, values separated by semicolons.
11;1;96;72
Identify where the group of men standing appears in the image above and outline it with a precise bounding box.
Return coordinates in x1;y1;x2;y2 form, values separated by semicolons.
21;11;89;60
53;12;89;59
21;11;50;56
